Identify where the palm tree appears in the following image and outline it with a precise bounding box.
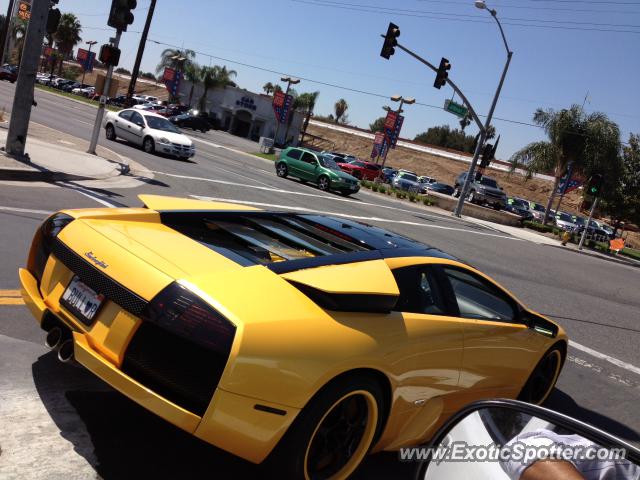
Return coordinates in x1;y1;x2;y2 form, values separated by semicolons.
510;105;590;224
183;62;201;107
53;13;82;75
334;98;348;124
8;17;27;65
155;48;195;75
198;65;237;111
295;91;320;144
263;82;275;95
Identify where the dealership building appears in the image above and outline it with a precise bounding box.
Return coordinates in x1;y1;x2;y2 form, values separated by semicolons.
177;81;304;144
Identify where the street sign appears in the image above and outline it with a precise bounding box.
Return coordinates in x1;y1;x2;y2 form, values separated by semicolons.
272;91;294;124
76;48;96;73
163;67;182;97
17;1;31;21
444;99;468;118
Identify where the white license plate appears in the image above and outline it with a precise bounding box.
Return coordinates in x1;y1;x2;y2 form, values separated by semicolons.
61;277;104;325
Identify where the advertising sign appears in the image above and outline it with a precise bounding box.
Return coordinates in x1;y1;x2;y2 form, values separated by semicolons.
17;1;31;20
76;48;96;73
370;131;385;159
383;111;404;150
163;67;182;97
272;91;294;124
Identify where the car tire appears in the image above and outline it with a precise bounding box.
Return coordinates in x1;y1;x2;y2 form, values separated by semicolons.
276;162;288;178
518;343;565;405
340;190;352;197
453;187;460;198
266;375;385;480
467;191;475;203
105;124;116;141
143;137;155;154
494;205;502;211
317;175;330;191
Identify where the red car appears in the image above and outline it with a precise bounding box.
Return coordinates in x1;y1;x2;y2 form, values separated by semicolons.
337;159;382;180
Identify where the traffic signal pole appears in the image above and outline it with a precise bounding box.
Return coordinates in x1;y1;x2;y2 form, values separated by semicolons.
578;197;599;250
87;30;122;155
126;0;156;104
5;0;49;158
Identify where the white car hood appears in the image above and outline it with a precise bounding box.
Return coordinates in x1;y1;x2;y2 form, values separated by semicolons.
149;129;193;146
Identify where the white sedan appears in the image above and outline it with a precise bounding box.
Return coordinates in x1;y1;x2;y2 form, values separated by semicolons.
103;109;195;159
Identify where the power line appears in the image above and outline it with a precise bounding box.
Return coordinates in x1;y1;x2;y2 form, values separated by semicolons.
293;0;640;34
416;0;640;14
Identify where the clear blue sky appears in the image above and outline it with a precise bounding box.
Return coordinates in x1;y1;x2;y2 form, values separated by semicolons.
3;0;639;159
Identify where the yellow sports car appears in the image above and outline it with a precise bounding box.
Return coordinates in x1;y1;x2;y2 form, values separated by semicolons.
19;195;567;479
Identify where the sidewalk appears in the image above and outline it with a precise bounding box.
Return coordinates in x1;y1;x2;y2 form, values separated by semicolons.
0;121;145;182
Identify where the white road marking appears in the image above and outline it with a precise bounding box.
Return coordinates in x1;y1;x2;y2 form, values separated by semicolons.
0;205;51;215
56;182;119;208
569;341;640;377
152;170;456;222
190;195;522;241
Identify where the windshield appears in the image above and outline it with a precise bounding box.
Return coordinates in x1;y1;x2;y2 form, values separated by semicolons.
532;203;546;212
145;115;180;133
573;216;587;226
319;156;341;170
351;161;365;167
511;198;528;209
400;173;418;182
479;177;498;188
557;212;574;222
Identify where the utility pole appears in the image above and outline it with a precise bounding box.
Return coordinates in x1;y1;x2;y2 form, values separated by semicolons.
81;40;98;86
272;76;299;149
87;31;122;155
578;197;599;250
0;0;16;66
126;0;156;105
5;0;49;158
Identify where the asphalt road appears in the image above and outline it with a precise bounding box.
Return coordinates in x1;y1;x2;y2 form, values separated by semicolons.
0;82;638;479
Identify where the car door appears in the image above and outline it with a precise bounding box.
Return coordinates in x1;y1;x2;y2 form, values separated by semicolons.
114;110;134;140
440;265;547;402
300;151;319;181
128;111;146;146
283;149;305;178
388;264;465;415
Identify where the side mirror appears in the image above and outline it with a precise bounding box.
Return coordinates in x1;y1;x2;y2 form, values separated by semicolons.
416;399;639;480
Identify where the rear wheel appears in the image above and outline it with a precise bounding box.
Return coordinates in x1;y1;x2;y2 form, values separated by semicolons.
453;187;461;198
318;175;330;191
105;124;116;141
518;344;564;405
268;376;384;480
276;162;288;178
467;191;475;203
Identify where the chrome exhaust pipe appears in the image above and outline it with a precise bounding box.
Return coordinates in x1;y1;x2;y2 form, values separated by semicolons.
57;339;75;364
45;327;63;350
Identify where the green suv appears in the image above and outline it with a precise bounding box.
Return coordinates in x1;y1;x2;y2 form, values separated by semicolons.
275;147;360;196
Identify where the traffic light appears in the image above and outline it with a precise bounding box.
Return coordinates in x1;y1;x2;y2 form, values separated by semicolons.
46;8;61;34
480;143;494;168
99;44;121;67
586;174;603;196
459;115;471;131
380;22;400;59
107;0;137;31
434;57;451;89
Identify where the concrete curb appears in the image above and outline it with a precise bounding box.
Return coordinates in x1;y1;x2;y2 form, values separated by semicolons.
547;244;640;268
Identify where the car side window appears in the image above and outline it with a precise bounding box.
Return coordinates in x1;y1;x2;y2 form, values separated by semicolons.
287;149;302;160
118;110;133;121
301;152;317;164
392;266;448;315
130;111;144;126
443;267;517;322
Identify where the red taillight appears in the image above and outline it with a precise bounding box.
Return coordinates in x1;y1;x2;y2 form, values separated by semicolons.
141;282;236;354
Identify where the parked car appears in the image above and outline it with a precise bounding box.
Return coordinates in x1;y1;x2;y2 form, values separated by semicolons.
505;197;534;221
424;182;455;196
141;95;158;103
169;113;210;132
382;167;398;184
337;159;382;181
275;147;360;196
454;172;507;210
108;95;128;107
554;211;579;231
526;201;549;222
573;217;611;240
71;85;94;96
392;171;421;193
36;72;53;84
418;176;437;185
0;65;17;83
53;78;74;89
330;152;358;163
103;108;195;160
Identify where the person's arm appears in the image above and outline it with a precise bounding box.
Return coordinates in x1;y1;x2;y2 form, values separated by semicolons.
521;459;585;480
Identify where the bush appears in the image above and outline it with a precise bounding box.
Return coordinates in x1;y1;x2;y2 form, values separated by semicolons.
523;221;556;233
422;197;435;206
378;186;386;195
62;65;82;80
386;188;393;195
408;192;417;202
361;180;372;189
371;183;379;192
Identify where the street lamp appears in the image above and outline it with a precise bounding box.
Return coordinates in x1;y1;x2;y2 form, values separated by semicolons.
453;1;512;217
272;76;300;149
81;40;98;86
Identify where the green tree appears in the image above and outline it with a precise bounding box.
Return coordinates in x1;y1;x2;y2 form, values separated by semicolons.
601;133;640;233
370;116;385;133
198;65;237;111
414;125;476;153
262;82;275;95
8;17;28;65
289;91;319;144
53;13;82;75
155;48;195;75
334;98;348;124
140;72;156;80
114;67;131;75
183;62;201;107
